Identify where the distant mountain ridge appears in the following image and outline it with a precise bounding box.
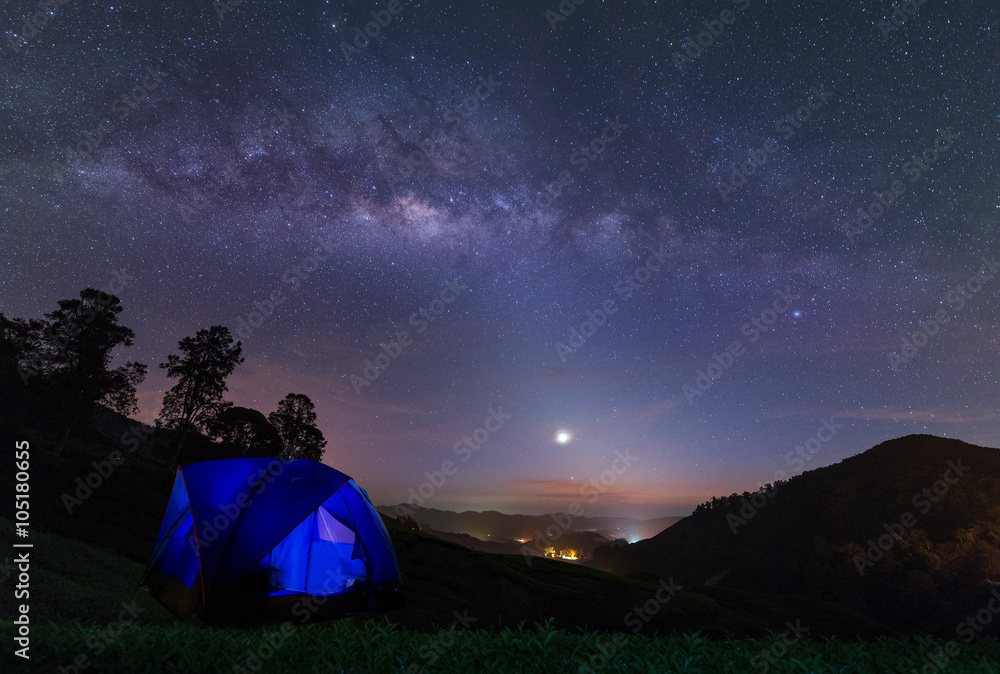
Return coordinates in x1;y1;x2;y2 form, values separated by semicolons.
590;434;1000;637
375;504;682;543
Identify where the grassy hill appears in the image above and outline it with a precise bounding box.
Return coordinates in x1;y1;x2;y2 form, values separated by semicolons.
593;434;1000;637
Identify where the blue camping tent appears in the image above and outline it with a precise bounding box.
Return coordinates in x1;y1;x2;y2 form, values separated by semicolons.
140;458;404;624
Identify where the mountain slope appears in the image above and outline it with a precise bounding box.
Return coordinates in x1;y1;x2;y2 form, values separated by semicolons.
377;518;897;637
594;434;1000;636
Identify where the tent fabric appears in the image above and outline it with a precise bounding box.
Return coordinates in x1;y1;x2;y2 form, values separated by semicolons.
151;470;190;547
151;510;200;588
140;458;403;624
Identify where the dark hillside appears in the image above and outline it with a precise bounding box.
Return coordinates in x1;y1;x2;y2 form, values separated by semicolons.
595;435;1000;636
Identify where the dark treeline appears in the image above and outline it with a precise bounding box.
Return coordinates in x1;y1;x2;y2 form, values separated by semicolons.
1;288;326;467
691;481;788;517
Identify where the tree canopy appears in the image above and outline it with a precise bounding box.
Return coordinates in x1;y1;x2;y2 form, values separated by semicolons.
268;393;327;462
157;325;244;466
0;289;147;451
209;404;283;457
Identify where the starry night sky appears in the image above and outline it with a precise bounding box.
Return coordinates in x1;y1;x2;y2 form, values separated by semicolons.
2;0;998;517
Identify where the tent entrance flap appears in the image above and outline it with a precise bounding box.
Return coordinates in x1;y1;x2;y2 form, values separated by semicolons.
265;505;368;595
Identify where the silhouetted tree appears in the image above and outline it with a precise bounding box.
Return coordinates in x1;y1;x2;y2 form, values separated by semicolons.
98;361;147;416
268;393;327;461
157;325;243;467
209;404;283;457
694;480;788;517
0;314;45;418
38;290;146;453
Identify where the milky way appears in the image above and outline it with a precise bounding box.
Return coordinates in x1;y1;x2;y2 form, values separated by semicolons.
2;0;998;516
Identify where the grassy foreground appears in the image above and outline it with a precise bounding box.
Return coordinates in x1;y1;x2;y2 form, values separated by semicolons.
2;520;999;673
5;620;1000;673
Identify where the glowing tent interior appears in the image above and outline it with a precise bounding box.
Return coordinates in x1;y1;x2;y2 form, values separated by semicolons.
139;458;404;624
